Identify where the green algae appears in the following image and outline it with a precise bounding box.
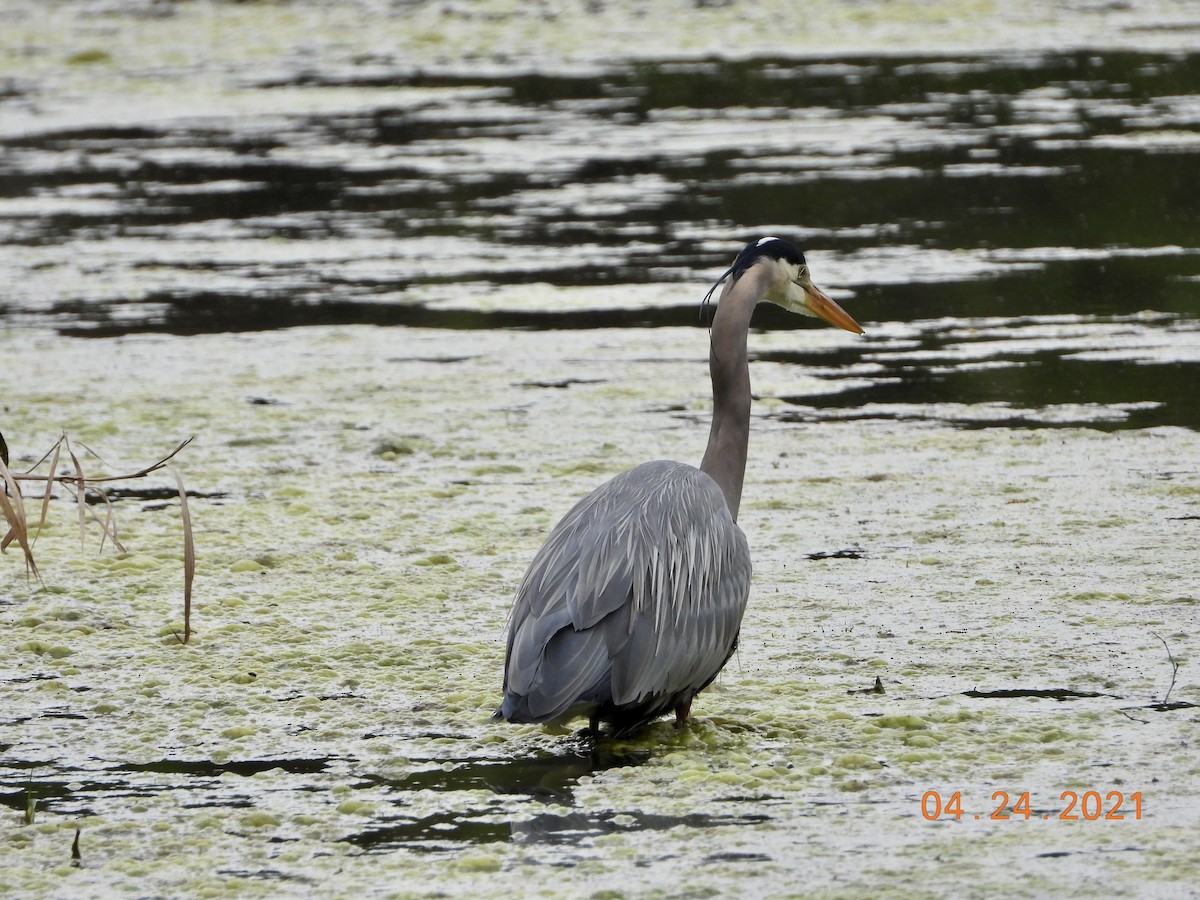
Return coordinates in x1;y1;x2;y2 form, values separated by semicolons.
65;45;113;64
0;3;1198;897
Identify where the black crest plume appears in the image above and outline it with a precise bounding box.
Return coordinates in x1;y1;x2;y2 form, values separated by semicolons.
701;237;807;318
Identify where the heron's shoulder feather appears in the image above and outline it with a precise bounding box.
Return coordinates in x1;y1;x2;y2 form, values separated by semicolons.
502;460;753;722
516;460;742;617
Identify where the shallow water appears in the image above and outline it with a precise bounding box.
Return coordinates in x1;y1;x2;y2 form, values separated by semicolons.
3;39;1200;428
2;2;1199;898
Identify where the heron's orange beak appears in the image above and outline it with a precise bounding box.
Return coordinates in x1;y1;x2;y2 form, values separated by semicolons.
800;278;864;335
806;282;864;336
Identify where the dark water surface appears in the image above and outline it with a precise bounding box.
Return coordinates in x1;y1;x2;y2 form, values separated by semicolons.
3;34;1200;895
2;50;1198;427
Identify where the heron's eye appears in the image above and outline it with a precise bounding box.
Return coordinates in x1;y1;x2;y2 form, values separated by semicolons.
793;265;809;285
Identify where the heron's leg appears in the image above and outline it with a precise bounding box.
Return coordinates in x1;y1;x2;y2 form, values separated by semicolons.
674;697;692;727
588;713;600;736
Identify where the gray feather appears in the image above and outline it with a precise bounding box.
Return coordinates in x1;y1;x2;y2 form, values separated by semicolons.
499;460;751;729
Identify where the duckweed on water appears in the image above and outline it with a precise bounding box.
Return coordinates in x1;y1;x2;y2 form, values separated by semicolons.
2;0;1200;895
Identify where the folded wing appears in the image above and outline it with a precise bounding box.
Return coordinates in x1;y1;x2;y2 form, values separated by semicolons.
500;460;752;728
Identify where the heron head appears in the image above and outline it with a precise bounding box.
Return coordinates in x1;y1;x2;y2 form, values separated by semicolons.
761;239;863;335
776;259;863;335
707;237;863;335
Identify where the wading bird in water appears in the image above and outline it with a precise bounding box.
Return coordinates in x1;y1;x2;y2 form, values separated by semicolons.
496;238;864;737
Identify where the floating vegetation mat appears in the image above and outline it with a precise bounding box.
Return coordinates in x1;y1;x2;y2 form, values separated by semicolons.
2;0;1199;896
1;324;1197;897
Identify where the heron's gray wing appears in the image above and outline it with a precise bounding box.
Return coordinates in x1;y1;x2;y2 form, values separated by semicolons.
607;472;751;706
502;460;751;722
502;464;657;720
504;604;613;720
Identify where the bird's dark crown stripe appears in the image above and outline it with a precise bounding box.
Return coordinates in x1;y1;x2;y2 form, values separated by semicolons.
701;237;806;310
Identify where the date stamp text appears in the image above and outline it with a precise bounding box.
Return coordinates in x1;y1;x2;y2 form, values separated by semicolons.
921;790;1143;821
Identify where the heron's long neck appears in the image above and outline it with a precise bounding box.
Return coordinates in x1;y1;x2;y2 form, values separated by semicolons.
699;270;763;523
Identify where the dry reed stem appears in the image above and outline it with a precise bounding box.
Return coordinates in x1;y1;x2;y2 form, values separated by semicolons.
35;439;62;546
96;490;124;554
64;483;128;555
0;455;40;579
1;433;196;635
66;439;88;550
170;465;196;644
14;435;194;486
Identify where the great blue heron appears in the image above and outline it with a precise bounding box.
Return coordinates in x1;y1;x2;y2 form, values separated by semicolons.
496;237;864;737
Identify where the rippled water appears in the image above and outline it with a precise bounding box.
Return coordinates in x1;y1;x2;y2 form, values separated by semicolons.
3;49;1198;428
3;4;1200;897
